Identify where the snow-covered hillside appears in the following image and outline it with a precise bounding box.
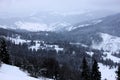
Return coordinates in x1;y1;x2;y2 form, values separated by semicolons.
0;63;116;80
92;33;120;63
15;21;49;32
0;64;52;80
0;21;71;32
68;19;103;31
92;33;120;53
99;63;117;80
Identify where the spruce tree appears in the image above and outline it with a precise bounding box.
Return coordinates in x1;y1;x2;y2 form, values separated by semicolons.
116;66;120;80
0;58;1;67
0;38;10;64
91;59;101;80
81;57;91;80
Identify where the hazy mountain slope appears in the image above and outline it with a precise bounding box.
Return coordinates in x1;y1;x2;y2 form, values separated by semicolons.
65;13;120;45
92;33;120;53
0;11;117;32
70;13;120;35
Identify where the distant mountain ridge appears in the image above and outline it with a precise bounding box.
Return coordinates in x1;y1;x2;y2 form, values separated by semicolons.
0;11;117;32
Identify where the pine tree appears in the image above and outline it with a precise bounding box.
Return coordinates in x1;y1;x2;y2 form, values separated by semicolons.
81;57;91;80
0;58;1;67
116;66;120;80
0;38;10;64
91;59;101;80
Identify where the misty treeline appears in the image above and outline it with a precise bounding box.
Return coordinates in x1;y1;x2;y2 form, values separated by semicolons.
0;37;120;80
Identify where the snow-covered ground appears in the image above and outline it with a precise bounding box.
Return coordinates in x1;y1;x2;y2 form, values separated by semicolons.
46;45;63;52
0;25;16;30
102;52;120;63
86;51;94;57
99;63;117;80
0;21;71;32
15;21;50;32
70;42;88;47
92;20;102;24
0;64;52;80
29;41;41;51
0;19;102;32
92;33;120;53
92;33;120;63
6;36;31;45
67;19;102;31
29;42;63;52
6;36;64;52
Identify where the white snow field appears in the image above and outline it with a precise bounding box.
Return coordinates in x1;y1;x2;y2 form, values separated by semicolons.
99;63;117;80
92;33;120;53
0;64;52;80
92;33;120;63
6;36;31;45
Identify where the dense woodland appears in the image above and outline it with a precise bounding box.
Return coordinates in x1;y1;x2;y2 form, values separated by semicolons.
0;37;120;80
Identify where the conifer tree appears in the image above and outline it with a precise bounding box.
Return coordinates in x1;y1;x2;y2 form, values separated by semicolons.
116;66;120;80
81;57;91;80
0;38;10;64
91;59;101;80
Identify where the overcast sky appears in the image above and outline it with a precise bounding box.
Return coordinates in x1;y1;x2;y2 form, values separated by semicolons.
0;0;120;14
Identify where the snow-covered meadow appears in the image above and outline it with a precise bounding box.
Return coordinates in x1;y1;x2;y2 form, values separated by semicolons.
0;64;52;80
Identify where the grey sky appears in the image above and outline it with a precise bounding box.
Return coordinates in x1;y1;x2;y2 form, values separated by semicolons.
0;0;120;13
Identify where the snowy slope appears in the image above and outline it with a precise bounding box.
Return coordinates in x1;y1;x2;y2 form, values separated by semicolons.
92;33;120;53
0;19;102;32
92;33;120;63
15;21;50;32
0;64;52;80
15;21;72;32
68;19;103;31
102;52;120;63
0;21;71;32
99;63;117;80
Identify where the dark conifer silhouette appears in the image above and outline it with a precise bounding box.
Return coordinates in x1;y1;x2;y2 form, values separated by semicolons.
81;57;91;80
0;38;10;64
91;59;101;80
116;66;120;80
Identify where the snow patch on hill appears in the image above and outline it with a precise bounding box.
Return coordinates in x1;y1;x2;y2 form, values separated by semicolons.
99;63;117;80
6;36;63;52
0;25;8;29
29;41;41;51
6;36;31;44
15;21;50;32
14;21;71;32
50;22;72;31
92;33;120;53
0;20;72;32
102;52;120;63
86;52;94;57
92;20;102;24
92;33;120;63
0;64;52;80
29;41;63;52
68;19;103;31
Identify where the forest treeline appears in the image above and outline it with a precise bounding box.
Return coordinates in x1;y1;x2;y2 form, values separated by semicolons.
0;37;120;80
